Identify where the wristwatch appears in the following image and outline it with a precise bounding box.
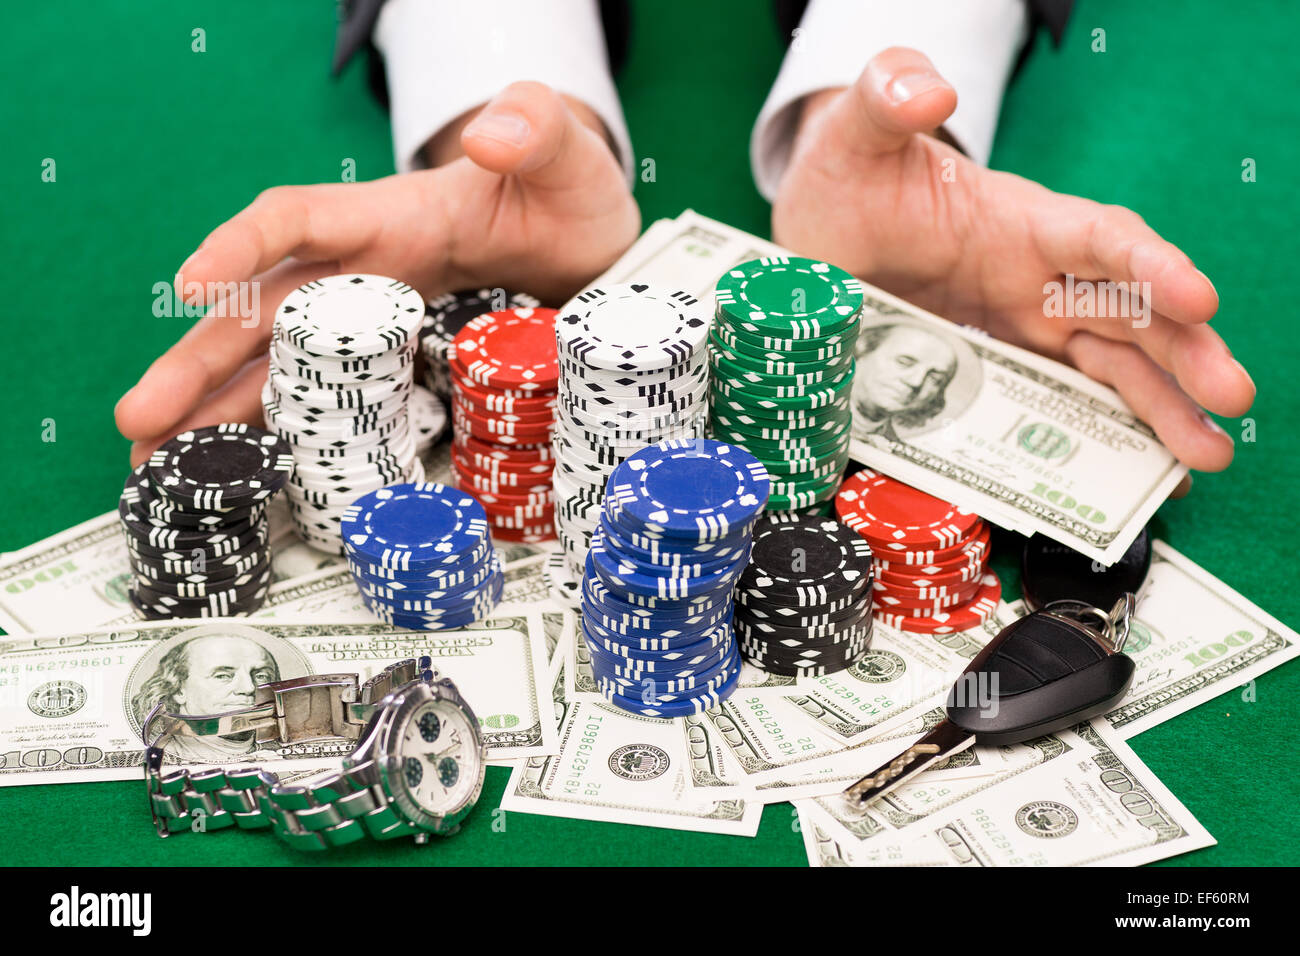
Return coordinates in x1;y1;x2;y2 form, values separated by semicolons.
143;657;486;851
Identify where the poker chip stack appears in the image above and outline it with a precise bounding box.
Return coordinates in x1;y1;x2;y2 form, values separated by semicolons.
262;274;427;554
341;482;504;630
835;469;1001;635
734;514;875;676
708;256;863;513
419;288;540;401
120;424;292;620
552;283;712;590
447;307;560;543
580;439;770;717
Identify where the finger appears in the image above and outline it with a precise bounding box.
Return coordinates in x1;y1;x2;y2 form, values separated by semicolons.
1168;473;1194;500
174;180;396;305
1034;198;1219;325
813;47;958;161
1067;307;1255;418
461;81;624;212
1065;332;1235;472
116;260;326;442
128;355;271;467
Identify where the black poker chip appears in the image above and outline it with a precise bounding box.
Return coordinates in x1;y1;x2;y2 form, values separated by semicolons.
1021;527;1153;613
147;424;293;511
737;514;873;606
737;602;873;641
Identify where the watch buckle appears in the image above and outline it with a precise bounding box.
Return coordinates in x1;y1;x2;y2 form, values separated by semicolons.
260;674;362;744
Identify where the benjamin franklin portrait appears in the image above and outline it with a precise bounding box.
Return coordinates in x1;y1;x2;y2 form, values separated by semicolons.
852;321;974;444
128;622;306;763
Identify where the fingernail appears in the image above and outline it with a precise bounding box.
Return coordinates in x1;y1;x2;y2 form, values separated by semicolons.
887;70;951;104
1198;411;1226;435
465;109;530;147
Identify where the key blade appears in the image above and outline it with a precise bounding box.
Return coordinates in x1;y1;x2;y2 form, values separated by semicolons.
841;720;975;809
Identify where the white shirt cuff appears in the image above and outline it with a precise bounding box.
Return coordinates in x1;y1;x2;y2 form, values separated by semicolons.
374;0;633;180
751;0;1029;201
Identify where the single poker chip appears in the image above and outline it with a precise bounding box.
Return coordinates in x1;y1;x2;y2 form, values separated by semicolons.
873;571;1002;633
449;307;559;390
555;283;709;372
836;469;981;550
147;425;293;511
341;482;490;571
1020;527;1152;613
275;274;424;358
738;514;873;606
603;438;770;541
597;661;740;718
714;256;863;339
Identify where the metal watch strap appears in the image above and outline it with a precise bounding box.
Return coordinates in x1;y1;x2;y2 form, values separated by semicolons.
146;763;415;851
144;658;430;851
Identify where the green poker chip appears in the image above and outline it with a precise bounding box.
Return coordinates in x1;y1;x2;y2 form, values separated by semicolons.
713;320;855;355
714;257;863;340
711;370;854;408
710;401;851;432
708;347;853;389
711;325;851;364
767;477;842;511
758;448;850;477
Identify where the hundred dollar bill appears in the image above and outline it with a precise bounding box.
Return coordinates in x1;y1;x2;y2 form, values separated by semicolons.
799;719;1214;866
500;698;762;836
988;539;1300;739
0;611;557;786
599;210;1186;564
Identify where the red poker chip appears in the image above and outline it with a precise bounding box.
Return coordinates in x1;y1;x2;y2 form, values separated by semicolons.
453;391;555;424
836;469;981;550
451;446;553;478
872;576;982;610
453;431;553;463
872;523;991;569
877;560;984;589
873;572;1001;633
452;406;554;444
452;376;557;412
451;449;553;487
453;469;553;508
449;308;559;390
488;513;556;531
873;573;982;603
479;498;554;520
450;371;556;401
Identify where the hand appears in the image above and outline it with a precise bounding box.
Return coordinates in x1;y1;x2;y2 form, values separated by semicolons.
772;48;1254;476
116;81;639;466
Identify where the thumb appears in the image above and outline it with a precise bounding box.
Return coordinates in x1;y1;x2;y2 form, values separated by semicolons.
819;47;958;159
461;81;613;194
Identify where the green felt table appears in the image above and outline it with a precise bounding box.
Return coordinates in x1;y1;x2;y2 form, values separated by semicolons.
1;0;1296;867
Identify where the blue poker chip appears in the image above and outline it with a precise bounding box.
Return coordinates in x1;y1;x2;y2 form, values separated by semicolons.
598;513;747;573
587;640;731;681
583;619;733;666
589;526;750;600
597;659;742;718
583;602;733;643
592;645;740;696
342;482;490;571
350;549;496;598
584;610;732;653
581;551;720;611
361;570;503;628
348;537;493;583
359;557;502;612
581;574;729;621
603;439;770;541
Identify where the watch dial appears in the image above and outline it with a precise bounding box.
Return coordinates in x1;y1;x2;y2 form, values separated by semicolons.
398;699;479;816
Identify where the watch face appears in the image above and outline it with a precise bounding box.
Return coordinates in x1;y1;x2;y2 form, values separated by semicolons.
397;699;479;816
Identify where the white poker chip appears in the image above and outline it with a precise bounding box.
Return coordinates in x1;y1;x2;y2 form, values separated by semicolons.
555;283;709;372
274;274;424;359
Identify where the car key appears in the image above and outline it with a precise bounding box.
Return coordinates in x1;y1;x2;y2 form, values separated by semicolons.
842;593;1137;810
